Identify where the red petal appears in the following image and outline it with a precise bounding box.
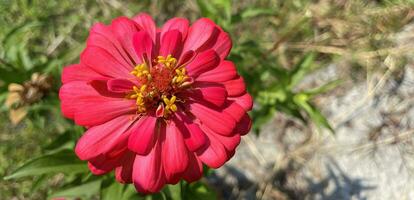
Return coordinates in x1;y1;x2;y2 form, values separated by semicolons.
59;81;95;119
110;17;141;65
235;114;252;135
75;115;134;160
189;102;235;136
88;152;127;175
183;18;219;53
61;64;105;84
89;79;125;98
161;18;189;41
128;116;157;155
81;46;132;78
159;30;182;58
67;80;135;126
88;162;108;175
177;50;195;66
107;78;135;93
133;136;166;194
74;99;135;127
196;132;229;168
175;113;207;152
196;60;237;82
59;81;134;123
132;31;154;63
212;31;232;59
87;23;134;68
223;76;246;96
213;133;241;153
132;13;157;42
186;50;220;78
161;121;189;183
187;84;227;107
229;92;253;111
223;101;246;122
182;153;203;182
115;151;135;184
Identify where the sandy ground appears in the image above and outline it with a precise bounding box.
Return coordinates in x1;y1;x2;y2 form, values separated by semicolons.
208;24;414;199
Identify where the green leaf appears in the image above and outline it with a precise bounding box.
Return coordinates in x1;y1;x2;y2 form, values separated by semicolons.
0;64;27;85
257;87;287;105
289;53;316;89
241;8;274;19
121;184;144;200
101;180;125;200
232;7;275;23
2;21;43;48
304;79;343;97
184;182;217;200
164;182;182;200
43;131;74;152
49;179;101;199
267;65;290;84
196;0;218;18
195;0;232;29
4;149;88;180
293;93;334;133
30;174;48;193
276;101;306;122
212;0;232;19
0;92;7;105
144;192;167;200
203;165;213;177
18;46;34;70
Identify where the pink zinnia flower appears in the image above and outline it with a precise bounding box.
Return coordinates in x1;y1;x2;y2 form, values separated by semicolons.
59;13;252;193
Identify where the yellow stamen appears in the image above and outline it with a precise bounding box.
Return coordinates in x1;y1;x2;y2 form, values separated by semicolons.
131;63;151;79
163;95;178;115
156;55;177;69
140;84;147;93
127;84;148;113
172;67;189;85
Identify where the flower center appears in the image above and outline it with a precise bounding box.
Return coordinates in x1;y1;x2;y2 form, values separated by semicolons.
127;55;191;117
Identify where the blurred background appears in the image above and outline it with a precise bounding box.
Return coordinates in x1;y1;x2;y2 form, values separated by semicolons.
1;0;414;199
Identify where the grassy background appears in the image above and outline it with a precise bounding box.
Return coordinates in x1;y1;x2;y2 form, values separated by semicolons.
1;0;414;199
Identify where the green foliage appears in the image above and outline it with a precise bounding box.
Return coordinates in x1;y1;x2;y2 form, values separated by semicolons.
183;181;218;200
50;179;102;199
243;52;337;134
196;0;232;29
4;150;88;180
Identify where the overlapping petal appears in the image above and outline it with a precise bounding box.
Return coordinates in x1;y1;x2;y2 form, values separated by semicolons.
61;64;105;84
132;130;165;193
128;116;157;155
87;23;135;67
162;121;189;183
183;18;219;53
159;30;183;58
132;31;154;63
186;49;220;77
161;18;189;41
75;115;134;160
132;13;157;42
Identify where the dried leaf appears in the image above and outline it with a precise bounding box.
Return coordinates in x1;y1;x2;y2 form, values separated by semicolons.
8;83;24;92
9;106;28;125
5;92;21;108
